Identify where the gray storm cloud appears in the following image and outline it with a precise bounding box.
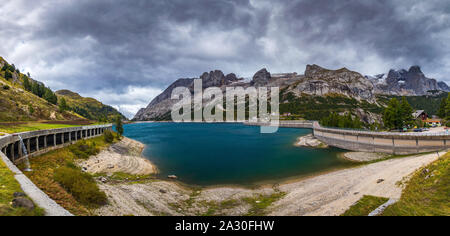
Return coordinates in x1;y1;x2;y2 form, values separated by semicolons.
0;0;449;118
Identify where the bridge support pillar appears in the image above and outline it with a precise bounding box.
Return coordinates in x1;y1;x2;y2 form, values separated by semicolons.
11;143;15;161
26;139;30;155
18;141;22;158
36;136;39;152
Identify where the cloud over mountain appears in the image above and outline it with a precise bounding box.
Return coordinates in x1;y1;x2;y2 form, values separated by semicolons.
1;0;449;118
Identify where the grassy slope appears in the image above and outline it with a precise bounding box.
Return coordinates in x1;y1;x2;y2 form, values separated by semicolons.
56;90;126;122
341;195;389;216
382;153;450;216
0;57;82;122
0;122;82;134
21;135;113;216
0;158;44;216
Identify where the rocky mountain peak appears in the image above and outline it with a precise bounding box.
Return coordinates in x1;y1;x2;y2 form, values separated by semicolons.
293;65;375;102
370;66;448;95
408;65;423;74
304;64;326;77
200;70;241;87
250;68;271;87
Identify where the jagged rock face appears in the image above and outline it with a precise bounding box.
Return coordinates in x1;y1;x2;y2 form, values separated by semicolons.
133;64;448;121
293;64;375;101
438;81;450;91
250;68;271;87
133;78;195;121
133;70;242;121
200;70;240;87
370;66;447;95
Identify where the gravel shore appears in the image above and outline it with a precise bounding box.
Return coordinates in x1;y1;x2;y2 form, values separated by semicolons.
79;137;157;175
92;137;445;216
339;152;390;162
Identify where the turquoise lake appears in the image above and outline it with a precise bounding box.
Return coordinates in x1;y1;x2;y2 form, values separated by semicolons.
122;123;353;186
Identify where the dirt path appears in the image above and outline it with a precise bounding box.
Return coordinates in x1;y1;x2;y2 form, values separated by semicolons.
79;137;157;175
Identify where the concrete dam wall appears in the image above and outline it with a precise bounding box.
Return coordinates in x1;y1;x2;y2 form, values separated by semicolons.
246;121;449;154
313;123;449;155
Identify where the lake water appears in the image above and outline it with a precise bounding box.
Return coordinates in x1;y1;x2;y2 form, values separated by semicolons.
123;123;353;186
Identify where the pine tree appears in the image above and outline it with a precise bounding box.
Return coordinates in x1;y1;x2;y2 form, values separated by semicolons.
23;76;31;91
43;88;57;105
31;82;39;96
59;97;68;111
383;98;400;129
4;70;12;80
399;97;414;127
445;93;450;121
437;97;447;118
115;116;124;138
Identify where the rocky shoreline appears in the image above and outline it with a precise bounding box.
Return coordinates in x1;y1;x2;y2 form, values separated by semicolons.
339;152;390;163
294;134;328;148
79;137;157;176
91;137;445;216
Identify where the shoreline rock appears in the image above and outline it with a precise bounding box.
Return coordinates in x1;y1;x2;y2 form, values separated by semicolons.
339;152;390;163
78;137;157;176
294;134;328;148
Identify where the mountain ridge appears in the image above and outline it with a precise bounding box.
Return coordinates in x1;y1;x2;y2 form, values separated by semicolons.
56;89;127;122
133;64;449;122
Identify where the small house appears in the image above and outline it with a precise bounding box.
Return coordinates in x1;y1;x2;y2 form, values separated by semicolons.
412;110;428;121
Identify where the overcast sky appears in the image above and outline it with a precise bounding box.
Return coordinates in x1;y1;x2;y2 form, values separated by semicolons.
1;0;449;118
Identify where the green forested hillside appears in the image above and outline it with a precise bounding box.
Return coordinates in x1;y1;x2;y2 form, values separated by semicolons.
280;92;383;121
0;57;83;121
56;90;126;122
377;93;448;116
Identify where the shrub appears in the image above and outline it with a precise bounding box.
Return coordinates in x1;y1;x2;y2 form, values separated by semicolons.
53;166;107;207
68;140;99;159
4;70;12;80
2;85;9;90
103;130;114;143
28;105;34;115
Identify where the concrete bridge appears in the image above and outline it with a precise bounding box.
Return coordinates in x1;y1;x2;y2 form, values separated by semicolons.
0;124;112;216
246;121;449;155
0;124;112;164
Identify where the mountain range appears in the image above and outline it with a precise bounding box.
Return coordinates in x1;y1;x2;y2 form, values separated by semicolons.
133;64;449;122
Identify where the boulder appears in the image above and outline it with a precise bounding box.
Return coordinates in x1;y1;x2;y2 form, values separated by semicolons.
12;197;35;210
13;192;26;198
168;175;178;180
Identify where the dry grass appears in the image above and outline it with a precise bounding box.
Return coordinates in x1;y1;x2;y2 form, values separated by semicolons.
341;195;389;216
382;153;450;216
21;135;112;216
0;158;45;216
